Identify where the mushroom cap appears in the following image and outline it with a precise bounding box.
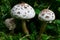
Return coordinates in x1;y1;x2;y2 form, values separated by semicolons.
11;3;35;19
4;18;16;30
38;9;55;22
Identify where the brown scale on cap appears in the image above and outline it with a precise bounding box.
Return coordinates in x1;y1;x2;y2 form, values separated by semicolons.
42;14;44;16
24;6;27;9
45;16;49;18
20;2;26;6
17;12;20;14
21;4;24;6
24;4;29;9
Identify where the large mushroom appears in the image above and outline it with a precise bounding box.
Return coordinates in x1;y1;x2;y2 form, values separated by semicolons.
38;9;55;40
11;3;35;36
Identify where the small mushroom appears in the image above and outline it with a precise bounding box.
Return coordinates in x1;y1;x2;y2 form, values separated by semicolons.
4;18;16;33
11;3;35;36
38;9;55;40
38;9;55;22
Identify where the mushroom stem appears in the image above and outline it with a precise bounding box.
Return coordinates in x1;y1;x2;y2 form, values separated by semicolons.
22;20;29;35
38;22;47;40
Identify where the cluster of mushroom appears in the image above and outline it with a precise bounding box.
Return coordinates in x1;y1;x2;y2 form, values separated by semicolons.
4;2;55;39
5;3;35;36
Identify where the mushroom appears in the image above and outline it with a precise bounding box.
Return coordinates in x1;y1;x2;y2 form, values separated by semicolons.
38;9;55;40
11;3;35;36
4;18;16;33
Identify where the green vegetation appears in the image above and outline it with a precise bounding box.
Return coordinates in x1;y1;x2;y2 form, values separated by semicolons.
0;0;60;40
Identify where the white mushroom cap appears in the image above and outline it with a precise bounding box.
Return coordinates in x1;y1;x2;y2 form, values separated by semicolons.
38;9;55;22
4;18;16;30
11;3;35;19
